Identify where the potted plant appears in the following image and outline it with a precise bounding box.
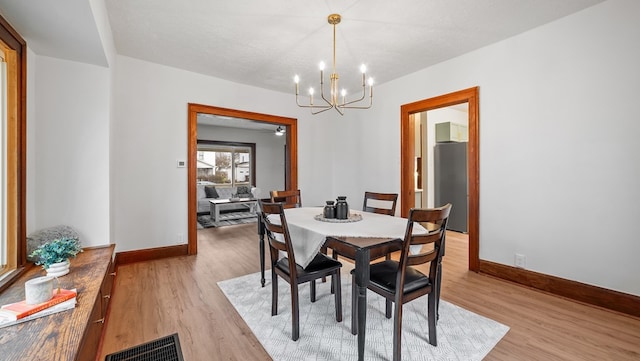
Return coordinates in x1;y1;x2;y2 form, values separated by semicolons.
29;237;83;277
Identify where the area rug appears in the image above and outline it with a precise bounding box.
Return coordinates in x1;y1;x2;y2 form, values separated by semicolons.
218;272;509;361
197;212;258;229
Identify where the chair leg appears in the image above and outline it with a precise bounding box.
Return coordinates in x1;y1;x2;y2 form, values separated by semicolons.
351;272;357;335
436;262;442;322
321;246;328;283
271;269;278;316
392;297;404;361
291;283;300;341
427;291;437;346
386;299;392;319
310;280;316;302
334;271;343;322
330;249;339;294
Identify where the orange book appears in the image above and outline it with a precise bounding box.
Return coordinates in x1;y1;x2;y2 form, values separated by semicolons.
0;288;77;321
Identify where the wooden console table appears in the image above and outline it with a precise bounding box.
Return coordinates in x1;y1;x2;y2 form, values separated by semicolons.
0;245;115;361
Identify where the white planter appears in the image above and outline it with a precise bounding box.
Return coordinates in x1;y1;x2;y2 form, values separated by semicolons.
46;260;70;277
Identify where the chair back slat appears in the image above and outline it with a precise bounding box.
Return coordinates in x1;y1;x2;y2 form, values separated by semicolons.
397;204;452;282
260;201;297;272
362;191;398;216
270;189;302;209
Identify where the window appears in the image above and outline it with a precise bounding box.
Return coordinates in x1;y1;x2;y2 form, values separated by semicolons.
197;141;255;187
0;15;27;291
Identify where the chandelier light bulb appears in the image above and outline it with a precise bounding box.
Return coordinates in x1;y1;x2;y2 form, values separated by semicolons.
341;89;347;97
368;78;374;86
360;64;367;73
294;75;300;84
319;62;325;71
308;87;315;95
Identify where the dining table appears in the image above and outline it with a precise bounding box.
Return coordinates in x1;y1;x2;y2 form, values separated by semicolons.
257;206;427;361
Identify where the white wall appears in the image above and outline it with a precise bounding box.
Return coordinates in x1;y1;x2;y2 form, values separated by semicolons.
29;55;111;248
348;0;640;296
197;125;286;198
111;55;338;252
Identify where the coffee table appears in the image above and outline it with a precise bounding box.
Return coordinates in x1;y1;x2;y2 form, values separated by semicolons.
209;198;257;226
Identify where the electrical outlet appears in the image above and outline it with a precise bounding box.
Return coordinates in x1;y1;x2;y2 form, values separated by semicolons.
514;253;526;269
177;233;184;244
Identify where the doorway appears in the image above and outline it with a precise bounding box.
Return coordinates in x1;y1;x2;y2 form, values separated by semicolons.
400;87;479;271
187;104;298;255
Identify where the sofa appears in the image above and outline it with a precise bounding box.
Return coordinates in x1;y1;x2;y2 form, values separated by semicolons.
197;182;257;214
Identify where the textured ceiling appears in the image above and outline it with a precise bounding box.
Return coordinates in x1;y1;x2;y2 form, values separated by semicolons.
0;0;603;96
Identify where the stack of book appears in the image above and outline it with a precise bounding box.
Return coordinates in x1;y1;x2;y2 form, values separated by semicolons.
0;288;77;328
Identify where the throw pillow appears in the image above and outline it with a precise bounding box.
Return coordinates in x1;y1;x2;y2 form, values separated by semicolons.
204;186;219;199
236;185;251;196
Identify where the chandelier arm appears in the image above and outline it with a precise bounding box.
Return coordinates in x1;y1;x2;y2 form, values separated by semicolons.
311;106;336;115
339;90;373;109
319;73;333;107
339;103;373;110
296;102;332;110
295;92;331;109
339;72;367;107
339;88;367;107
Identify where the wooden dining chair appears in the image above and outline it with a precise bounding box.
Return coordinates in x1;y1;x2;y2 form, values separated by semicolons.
329;191;400;294
270;189;302;209
259;201;343;341
362;191;398;216
331;191;398;262
352;203;451;361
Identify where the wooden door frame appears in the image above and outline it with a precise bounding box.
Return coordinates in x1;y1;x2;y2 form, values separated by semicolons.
400;87;479;271
187;104;298;255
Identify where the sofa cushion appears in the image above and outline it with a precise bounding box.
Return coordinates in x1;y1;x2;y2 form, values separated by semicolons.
216;187;236;199
204;185;219;199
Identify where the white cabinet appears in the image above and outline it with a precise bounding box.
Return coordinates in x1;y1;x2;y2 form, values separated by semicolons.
435;122;468;142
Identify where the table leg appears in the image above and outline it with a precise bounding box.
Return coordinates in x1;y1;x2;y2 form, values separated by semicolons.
258;216;266;287
214;204;221;226
354;249;370;361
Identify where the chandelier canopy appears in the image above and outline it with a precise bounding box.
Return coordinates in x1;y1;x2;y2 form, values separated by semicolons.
294;14;373;115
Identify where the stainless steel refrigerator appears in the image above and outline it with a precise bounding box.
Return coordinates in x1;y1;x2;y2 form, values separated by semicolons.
434;142;468;233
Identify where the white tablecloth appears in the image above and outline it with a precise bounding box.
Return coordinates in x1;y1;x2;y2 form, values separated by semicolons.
267;207;427;268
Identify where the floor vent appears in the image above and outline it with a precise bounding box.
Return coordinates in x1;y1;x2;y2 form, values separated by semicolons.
105;333;184;361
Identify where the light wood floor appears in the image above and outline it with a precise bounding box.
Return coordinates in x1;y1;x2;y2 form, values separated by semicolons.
100;224;640;360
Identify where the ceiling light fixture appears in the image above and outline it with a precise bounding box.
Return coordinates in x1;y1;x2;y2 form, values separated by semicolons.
275;126;285;136
294;14;373;116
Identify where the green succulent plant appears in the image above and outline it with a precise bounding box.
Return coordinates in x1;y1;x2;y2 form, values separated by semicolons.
29;237;83;269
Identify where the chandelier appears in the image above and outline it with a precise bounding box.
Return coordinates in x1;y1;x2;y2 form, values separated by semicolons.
294;14;373;115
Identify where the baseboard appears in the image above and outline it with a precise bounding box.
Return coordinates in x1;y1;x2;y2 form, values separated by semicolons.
114;244;189;266
479;259;640;318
